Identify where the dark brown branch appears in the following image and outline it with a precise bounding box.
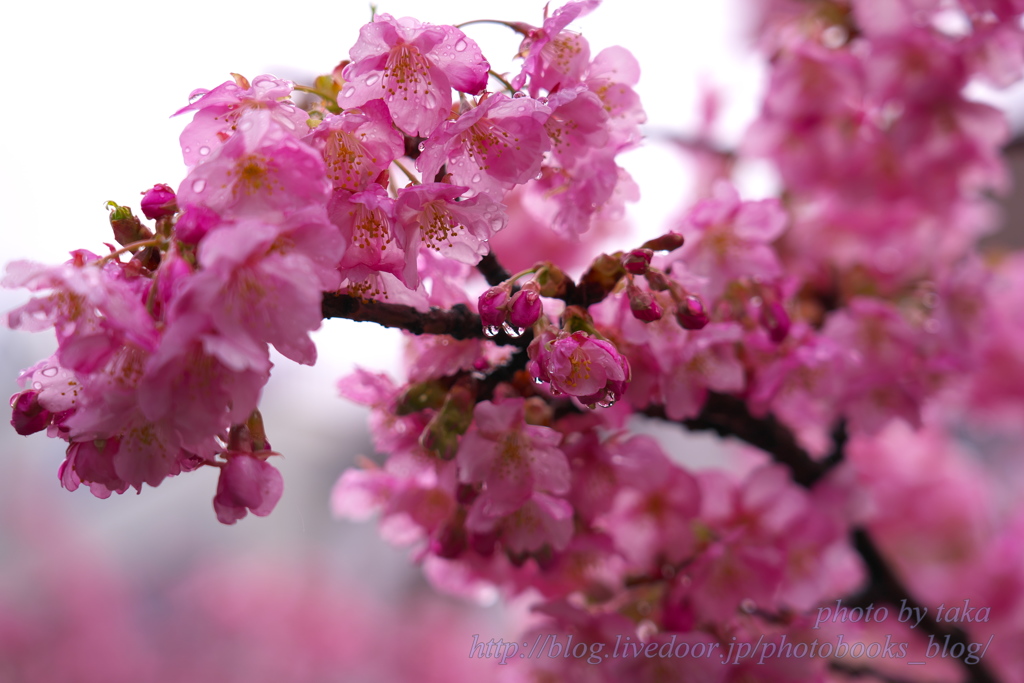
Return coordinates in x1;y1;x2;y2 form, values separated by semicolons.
321;292;531;348
643;393;843;488
476;251;512;286
849;529;999;683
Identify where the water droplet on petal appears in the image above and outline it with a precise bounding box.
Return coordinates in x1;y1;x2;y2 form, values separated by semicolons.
454;39;468;52
483;325;500;337
597;398;616;408
532;376;544;385
425;93;438;109
40;367;58;377
471;173;482;184
192;179;207;193
365;74;380;86
32;382;43;390
513;91;526;99
341;86;355;98
418;141;427;152
198;146;211;156
183;146;192;155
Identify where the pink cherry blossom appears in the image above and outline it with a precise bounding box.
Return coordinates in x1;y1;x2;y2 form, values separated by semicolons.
456;398;568;517
417;93;550;201
512;0;600;95
177;111;331;221
304;99;405;192
328;185;418;288
528;328;631;406
674;181;787;301
339;14;489;136
394;182;507;264
175;74;309;168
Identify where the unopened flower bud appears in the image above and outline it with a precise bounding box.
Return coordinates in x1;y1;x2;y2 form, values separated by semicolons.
534;262;571;298
644;269;671;291
508;283;542;329
106;201;152;247
676;294;710;330
627;284;663;322
140;184;178;220
579;253;626;301
478;284;511;332
641;232;685;253
10;390;52;435
622;248;653;274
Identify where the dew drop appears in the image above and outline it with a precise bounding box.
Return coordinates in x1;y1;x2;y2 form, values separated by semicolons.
32;382;43;390
198;146;211;156
418;141;427;152
341;86;355;98
183;146;192;155
596;398;616;408
425;93;438;109
454;39;468;52
192;179;207;193
501;322;523;338
40;366;58;377
483;325;500;337
512;91;526;99
471;173;482;184
365;74;380;86
532;376;544;385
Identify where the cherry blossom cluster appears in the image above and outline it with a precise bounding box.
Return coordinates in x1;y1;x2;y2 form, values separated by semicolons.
7;1;1024;682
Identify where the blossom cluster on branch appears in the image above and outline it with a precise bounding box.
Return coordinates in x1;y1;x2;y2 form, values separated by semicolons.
7;1;1024;681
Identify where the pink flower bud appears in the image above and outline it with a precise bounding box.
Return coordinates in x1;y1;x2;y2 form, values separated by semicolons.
627;283;663;322
213;454;284;525
10;390;52;435
508;283;542;329
622;248;654;274
676;294;710;330
140;183;179;220
478;284;511;331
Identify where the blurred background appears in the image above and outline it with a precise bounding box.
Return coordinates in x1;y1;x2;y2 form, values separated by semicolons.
3;1;1024;681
